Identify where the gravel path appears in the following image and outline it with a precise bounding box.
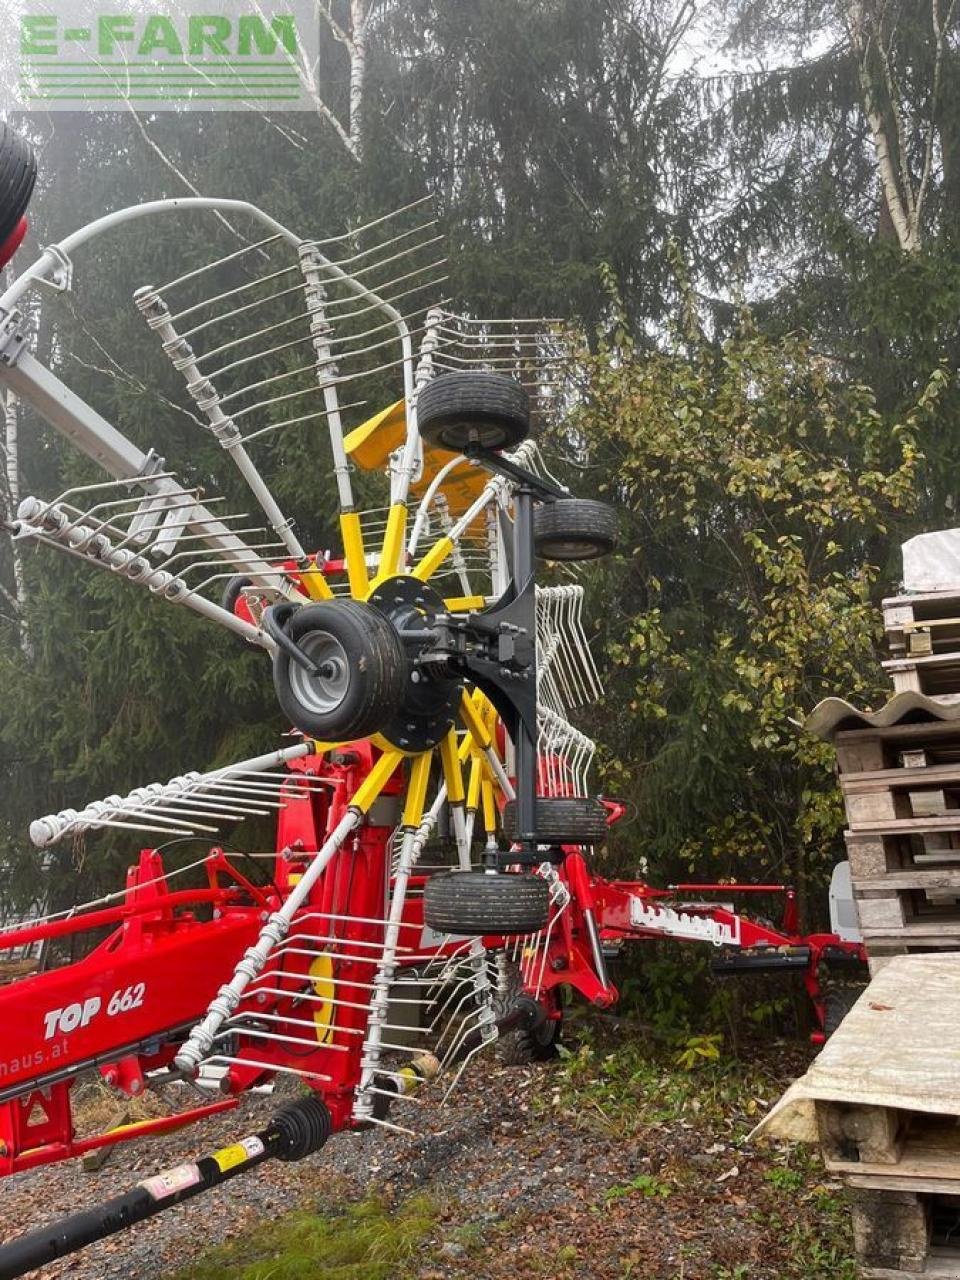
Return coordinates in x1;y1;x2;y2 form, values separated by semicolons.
0;1032;849;1280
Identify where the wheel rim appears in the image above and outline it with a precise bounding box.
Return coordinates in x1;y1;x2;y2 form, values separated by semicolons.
441;421;509;450
287;629;351;715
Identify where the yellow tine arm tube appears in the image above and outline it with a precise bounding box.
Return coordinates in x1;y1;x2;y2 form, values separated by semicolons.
443;595;486;613
340;510;369;599
466;755;483;813
412;534;454;583
459;690;493;751
300;557;334;601
438;729;466;805
377;503;408;582
481;776;498;834
351;749;404;814
401;750;433;828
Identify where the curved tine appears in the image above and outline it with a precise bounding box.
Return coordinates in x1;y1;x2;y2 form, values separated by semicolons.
179;281;310;340
438;311;566;326
52;492;188;547
320;220;440;271
229;352;412;420
167;263;302;325
155;234;285;293
238;400;366;445
153;201;432;297
204;310;409;382
40;471;182;512
170;539;288;565
435;997;490;1059
312;236;445;286
316;261;447;313
307;195;435;248
217;324;423;408
428;974;485;1040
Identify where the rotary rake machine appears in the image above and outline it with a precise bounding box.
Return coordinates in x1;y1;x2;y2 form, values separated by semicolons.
0;132;863;1275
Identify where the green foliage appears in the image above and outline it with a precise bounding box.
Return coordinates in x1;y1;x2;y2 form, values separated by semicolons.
544;1025;767;1136
603;1172;673;1201
3;0;960;939
675;1032;723;1071
567;290;940;917
165;1195;436;1280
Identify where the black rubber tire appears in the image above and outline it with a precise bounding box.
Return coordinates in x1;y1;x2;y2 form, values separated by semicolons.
494;960;561;1065
0;124;36;246
533;498;618;561
824;983;866;1037
221;574;255;649
417;371;531;453
272;600;405;741
424;871;550;935
502;796;609;846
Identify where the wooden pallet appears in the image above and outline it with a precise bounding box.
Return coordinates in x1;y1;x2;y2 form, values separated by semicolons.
845;832;960;881
845;1182;960;1279
884;591;960;658
818;1105;960;1277
870;926;960;972
834;723;960;778
882;651;960;698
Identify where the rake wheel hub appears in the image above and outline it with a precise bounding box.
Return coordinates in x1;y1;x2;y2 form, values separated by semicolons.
367;574;462;751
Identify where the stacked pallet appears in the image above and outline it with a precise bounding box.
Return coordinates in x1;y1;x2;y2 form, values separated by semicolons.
774;578;960;1275
834;718;960;975
754;953;960;1280
821;1105;960;1279
882;589;960;700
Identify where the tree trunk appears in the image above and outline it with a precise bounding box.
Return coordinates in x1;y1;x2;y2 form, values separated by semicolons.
2;389;31;657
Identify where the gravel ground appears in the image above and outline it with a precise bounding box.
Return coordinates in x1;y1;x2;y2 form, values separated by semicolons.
0;1030;850;1280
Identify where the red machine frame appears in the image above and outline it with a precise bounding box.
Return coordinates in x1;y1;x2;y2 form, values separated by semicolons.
0;743;864;1178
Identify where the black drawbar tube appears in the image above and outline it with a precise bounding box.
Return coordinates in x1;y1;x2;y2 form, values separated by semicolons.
0;1096;331;1280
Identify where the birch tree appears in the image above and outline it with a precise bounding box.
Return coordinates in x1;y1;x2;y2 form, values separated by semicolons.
845;0;959;252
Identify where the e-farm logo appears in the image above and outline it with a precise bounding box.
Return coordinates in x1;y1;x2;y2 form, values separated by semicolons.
16;1;317;110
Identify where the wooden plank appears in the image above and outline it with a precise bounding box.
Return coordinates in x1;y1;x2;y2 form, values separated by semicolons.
884;653;960;671
850;817;960;835
856;870;960;892
862;1261;960;1280
835;722;960;750
883;590;960;612
902;750;930;769
836;736;889;774
845;791;916;824
863;920;960;939
843;763;960;790
892;669;924;694
856;895;910;931
846;834;897;879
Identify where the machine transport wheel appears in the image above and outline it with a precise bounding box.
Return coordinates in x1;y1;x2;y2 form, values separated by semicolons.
272;600;405;741
417;371;531;453
502;796;609;846
533;498;618;561
823;982;867;1036
0;123;36;245
494;959;561;1065
221;574;256;647
424;870;550;935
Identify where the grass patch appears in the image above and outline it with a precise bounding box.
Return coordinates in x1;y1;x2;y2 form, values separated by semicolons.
166;1194;436;1280
537;1024;775;1137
